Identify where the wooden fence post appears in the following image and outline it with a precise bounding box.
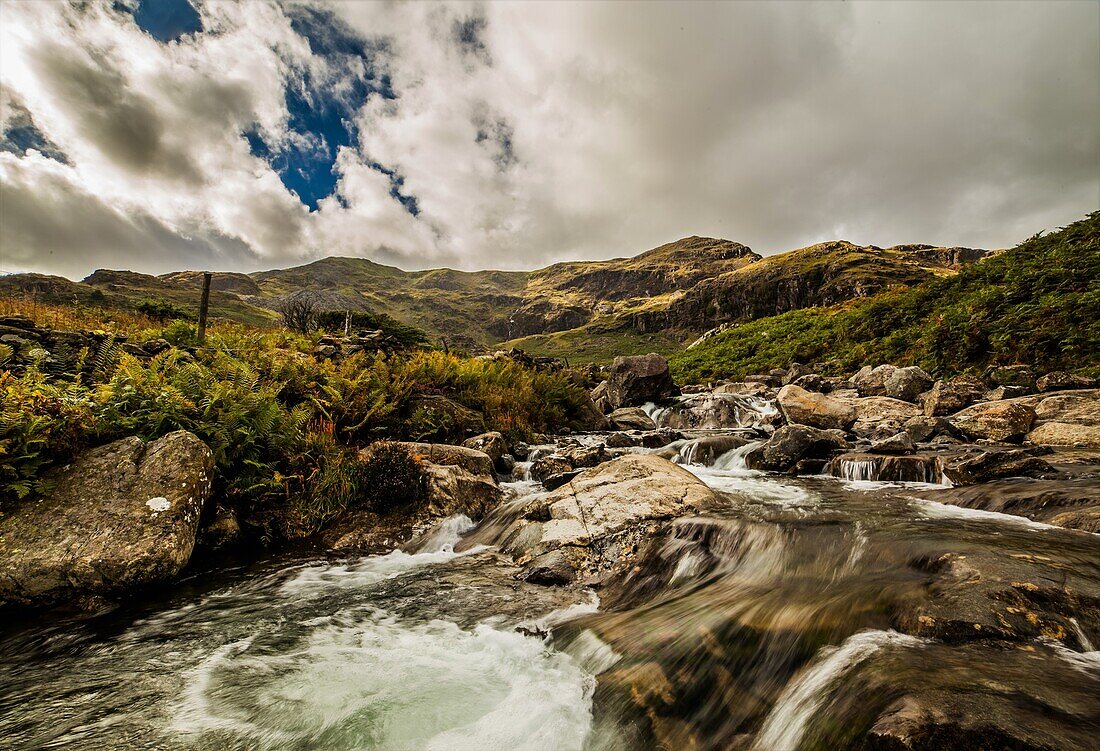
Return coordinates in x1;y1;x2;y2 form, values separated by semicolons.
197;272;212;344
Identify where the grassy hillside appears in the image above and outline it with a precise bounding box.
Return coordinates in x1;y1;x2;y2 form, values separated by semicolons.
670;212;1100;384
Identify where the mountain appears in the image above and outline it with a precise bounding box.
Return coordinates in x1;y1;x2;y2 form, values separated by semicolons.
0;233;991;357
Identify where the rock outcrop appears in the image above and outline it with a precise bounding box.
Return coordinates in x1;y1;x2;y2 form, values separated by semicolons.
0;431;214;607
604;353;678;409
747;424;850;472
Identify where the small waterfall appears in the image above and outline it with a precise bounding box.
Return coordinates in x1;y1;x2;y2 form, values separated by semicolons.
712;441;763;472
836;458;881;482
751;630;921;751
408;514;476;554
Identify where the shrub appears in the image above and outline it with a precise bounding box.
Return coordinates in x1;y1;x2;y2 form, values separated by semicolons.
278;297;319;333
133;297;194;321
357;440;425;515
315;309;431;349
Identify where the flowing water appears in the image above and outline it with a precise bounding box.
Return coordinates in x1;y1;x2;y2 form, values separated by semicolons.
2;435;1098;750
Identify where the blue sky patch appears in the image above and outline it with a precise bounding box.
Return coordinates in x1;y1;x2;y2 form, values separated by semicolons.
132;0;202;43
243;6;408;214
1;107;69;164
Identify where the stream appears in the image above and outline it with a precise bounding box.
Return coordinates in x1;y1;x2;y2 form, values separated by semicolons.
1;430;1098;750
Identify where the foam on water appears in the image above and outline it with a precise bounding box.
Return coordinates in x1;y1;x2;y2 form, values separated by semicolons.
685;445;816;508
909;498;1073;532
172;610;595;751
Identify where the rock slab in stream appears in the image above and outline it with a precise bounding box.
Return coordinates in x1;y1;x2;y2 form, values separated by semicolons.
777;385;857;430
0;431;213;607
509;454;722;581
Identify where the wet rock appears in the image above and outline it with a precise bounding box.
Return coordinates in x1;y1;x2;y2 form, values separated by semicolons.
870;432;916;455
605;432;639;449
941;448;1057;485
948;401;1036;443
609;407;657;431
916;477;1100;532
639;430;682;449
852;364;898;396
679;435;751;465
747;424;850;472
777;385;857;430
560;444;610;469
512;441;531;461
657;392;775;430
0;431;214;607
1037;371;1096;392
921;377;985;416
883;366;934;402
827;452;940;482
201;505;241;550
542;470;582;491
605;353;678;409
712;381;773;397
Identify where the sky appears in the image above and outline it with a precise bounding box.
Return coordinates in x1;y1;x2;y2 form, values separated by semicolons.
0;0;1097;279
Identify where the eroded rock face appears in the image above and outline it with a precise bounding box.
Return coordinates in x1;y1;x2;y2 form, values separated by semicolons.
948;401;1036;443
0;431;214;607
605;353;677;409
777;385;857;430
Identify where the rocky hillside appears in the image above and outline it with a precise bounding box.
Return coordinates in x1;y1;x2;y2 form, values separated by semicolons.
0;233;990;354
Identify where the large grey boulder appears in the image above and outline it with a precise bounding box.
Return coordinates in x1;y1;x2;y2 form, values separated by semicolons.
777;385;857;430
504;455;722;581
746;424;850;472
605;353;677;409
0;431;214;607
884;366;934;402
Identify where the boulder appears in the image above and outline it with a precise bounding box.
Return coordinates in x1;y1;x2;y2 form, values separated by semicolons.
530;455;574;485
776;385;857;430
948;401;1036;443
851;396;923;436
782;362;814;385
559;444;611;469
0;431;214;607
605;432;639;449
1026;422;1100;448
904;415;952;442
921;377;985;416
507;455;722;577
1036;371;1096;392
712;381;773;397
985;385;1032;400
609;407;657;431
852;364;897;396
746;424;850;472
791;373;827;393
678;435;751;465
605;353;678;408
870;432;917;455
883;366;934;402
941;449;1056;485
463;431;508;464
655;392;775;430
590;380;612;413
387;442;494;478
421;462;502;519
1024;390;1100;447
983;364;1036;389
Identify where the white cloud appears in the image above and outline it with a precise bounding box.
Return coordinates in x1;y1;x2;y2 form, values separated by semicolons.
0;0;1096;279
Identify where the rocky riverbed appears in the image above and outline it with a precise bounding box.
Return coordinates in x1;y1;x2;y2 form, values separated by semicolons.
1;355;1098;750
